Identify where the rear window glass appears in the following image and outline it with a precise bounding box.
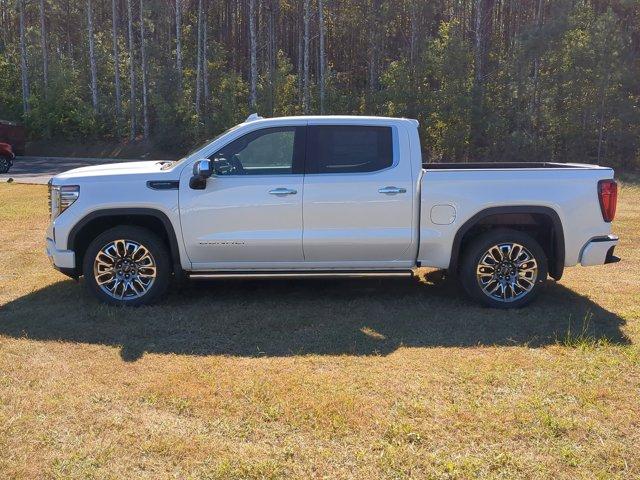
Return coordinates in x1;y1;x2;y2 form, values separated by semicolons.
308;125;393;174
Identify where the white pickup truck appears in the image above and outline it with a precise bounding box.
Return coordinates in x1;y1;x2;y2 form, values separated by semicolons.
46;115;620;308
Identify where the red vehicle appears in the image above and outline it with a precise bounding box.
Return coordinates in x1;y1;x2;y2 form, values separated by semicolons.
0;120;25;154
0;120;25;174
0;142;14;173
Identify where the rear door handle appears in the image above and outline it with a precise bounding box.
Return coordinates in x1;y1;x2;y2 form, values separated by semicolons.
378;186;407;195
268;187;298;196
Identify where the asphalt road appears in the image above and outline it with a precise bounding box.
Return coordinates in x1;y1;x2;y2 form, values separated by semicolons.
0;156;140;185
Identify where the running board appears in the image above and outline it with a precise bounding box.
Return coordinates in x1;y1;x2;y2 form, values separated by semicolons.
188;270;414;280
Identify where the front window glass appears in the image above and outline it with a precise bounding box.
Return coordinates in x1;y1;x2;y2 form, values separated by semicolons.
210;127;297;175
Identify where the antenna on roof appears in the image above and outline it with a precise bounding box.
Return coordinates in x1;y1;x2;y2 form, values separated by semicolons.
244;113;263;123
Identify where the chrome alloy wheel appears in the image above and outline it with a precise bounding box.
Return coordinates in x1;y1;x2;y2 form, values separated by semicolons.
93;239;157;300
0;157;10;173
476;242;538;303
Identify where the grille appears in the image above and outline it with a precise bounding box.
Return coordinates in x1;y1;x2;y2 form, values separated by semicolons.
47;179;53;215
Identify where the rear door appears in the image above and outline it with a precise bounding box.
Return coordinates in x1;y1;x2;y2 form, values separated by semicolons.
302;123;414;265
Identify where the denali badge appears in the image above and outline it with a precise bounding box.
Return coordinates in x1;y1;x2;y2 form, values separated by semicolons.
198;241;245;246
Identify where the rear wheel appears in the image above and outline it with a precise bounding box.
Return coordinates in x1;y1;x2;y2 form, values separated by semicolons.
460;229;548;308
0;155;11;174
83;226;171;306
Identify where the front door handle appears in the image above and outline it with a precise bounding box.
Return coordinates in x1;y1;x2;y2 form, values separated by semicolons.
378;186;407;195
268;187;298;196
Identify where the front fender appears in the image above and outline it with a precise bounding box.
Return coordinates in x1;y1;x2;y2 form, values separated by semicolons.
0;144;14;159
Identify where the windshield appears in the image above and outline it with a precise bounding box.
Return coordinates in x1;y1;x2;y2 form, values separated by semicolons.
161;125;240;170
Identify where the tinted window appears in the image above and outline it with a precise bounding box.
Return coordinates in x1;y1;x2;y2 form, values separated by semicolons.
210;127;303;175
308;126;393;174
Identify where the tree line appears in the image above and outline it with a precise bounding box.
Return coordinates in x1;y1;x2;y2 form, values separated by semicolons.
0;0;639;168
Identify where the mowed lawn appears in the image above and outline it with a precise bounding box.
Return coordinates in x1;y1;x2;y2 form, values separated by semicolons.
0;179;639;480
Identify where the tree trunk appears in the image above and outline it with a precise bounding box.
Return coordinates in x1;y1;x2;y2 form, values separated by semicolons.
126;0;137;140
409;0;419;117
195;0;203;116
471;0;495;159
139;0;149;139
302;0;310;114
597;34;613;164
39;0;49;96
203;1;210;106
297;10;303;106
473;0;482;86
19;0;30;115
409;0;417;72
502;0;511;53
266;0;277;114
1;0;8;55
175;0;183;91
112;0;123;125
249;0;257;110
318;0;326;114
531;0;543;141
597;70;610;164
368;0;380;94
87;0;99;113
66;0;74;66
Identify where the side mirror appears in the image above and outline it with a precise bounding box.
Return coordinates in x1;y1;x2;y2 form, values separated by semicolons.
193;159;212;178
190;159;213;190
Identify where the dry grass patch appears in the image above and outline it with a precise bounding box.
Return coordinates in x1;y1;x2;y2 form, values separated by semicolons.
1;178;639;479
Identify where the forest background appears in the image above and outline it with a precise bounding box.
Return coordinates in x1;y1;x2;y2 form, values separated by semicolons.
0;0;638;168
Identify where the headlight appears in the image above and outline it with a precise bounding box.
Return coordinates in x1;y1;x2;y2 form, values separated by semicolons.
49;183;79;219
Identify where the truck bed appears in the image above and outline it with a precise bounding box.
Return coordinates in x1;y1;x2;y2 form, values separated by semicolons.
423;162;602;170
417;163;615;270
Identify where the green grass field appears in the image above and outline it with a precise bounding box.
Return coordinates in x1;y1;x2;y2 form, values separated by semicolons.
0;180;639;479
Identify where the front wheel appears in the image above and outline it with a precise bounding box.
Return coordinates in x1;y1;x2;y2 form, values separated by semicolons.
82;226;171;306
460;229;548;309
0;156;12;174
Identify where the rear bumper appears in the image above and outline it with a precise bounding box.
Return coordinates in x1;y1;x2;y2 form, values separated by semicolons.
580;235;620;266
45;237;78;277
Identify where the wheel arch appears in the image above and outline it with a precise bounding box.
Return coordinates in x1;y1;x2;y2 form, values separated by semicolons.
0;143;15;159
68;208;182;277
448;206;565;280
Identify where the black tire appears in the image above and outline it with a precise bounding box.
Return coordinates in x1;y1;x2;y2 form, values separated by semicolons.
460;229;548;309
82;226;171;306
0;156;11;174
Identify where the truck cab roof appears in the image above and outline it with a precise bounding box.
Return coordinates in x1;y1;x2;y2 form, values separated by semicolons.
242;114;419;127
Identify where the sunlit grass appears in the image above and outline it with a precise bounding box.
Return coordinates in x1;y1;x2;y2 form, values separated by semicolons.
0;181;638;478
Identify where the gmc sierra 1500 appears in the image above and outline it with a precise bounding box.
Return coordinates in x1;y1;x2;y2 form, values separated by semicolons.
46;115;619;308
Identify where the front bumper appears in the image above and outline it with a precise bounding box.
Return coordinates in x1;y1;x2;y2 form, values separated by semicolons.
46;237;78;277
580;235;620;266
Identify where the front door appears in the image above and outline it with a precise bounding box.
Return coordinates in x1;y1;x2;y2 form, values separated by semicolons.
179;126;306;269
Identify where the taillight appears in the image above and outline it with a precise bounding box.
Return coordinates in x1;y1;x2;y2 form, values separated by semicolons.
598;179;617;222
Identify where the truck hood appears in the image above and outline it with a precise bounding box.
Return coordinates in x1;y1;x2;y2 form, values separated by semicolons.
54;160;167;181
